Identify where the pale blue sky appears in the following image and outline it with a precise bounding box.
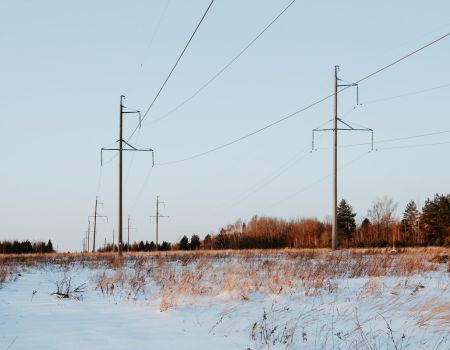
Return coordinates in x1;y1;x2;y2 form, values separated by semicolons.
1;0;450;251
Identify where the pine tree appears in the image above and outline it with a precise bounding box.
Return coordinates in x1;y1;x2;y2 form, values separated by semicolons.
190;235;200;250
337;199;357;243
401;200;420;243
421;194;450;246
45;240;54;253
179;235;190;250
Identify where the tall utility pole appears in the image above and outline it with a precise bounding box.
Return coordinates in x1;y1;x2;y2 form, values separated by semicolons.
150;196;169;250
101;95;154;257
312;66;373;251
89;197;107;253
332;65;338;251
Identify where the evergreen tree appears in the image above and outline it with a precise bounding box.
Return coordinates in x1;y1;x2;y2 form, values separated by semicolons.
190;234;200;250
421;194;450;245
203;234;212;249
160;241;171;251
45;240;54;253
179;235;190;250
337;199;357;243
401;200;420;243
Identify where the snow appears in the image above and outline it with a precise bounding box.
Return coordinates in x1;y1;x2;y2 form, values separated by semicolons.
0;253;449;349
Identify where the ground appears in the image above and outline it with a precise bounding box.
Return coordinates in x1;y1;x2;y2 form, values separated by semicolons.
0;249;449;349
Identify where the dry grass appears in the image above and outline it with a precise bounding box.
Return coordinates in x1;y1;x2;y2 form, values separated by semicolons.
1;247;449;310
0;264;9;285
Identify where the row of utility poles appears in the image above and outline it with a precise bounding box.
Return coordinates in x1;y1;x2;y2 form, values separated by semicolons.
83;195;169;253
89;65;372;255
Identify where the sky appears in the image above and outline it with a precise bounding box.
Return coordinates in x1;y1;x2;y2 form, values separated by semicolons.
1;0;450;251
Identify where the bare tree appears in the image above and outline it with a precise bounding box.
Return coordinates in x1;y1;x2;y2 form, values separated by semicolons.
367;196;398;241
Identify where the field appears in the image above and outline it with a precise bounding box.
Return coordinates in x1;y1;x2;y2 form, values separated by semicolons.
1;248;449;349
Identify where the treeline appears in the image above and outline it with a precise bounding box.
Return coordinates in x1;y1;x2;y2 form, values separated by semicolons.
97;240;171;253
0;240;55;254
175;194;450;250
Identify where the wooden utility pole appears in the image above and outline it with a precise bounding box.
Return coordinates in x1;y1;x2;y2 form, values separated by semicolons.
118;96;124;255
150;196;169;250
101;95;154;257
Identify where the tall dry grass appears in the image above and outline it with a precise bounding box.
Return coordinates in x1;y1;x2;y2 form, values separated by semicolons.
1;247;448;310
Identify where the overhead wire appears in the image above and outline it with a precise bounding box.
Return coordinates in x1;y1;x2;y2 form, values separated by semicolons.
264;135;450;210
230;126;450;208
149;0;298;125
156;31;450;166
228;149;312;209
128;0;216;142
362;82;450;105
376;140;450;151
126;0;172;95
227;132;329;209
312;129;450;150
266;150;372;209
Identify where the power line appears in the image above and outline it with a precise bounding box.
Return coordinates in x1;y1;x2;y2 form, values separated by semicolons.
128;0;215;141
158;95;332;165
312;129;450;150
354;32;450;85
228;149;311;209
150;0;298;125
267;138;450;209
156;31;450;166
267;150;371;209
229;128;450;208
362;82;450;105
227;135;328;209
376;140;450;151
126;0;172;95
139;0;172;70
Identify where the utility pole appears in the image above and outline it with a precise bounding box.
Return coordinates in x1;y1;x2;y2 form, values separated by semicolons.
312;66;373;251
87;219;91;252
101;95;154;257
150;196;169;250
89;197;107;253
332;65;338;251
127;216;136;251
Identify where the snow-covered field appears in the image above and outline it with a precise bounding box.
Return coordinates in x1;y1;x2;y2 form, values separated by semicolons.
0;249;449;350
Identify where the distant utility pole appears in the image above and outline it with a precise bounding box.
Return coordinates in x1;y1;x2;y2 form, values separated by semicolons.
101;95;154;257
127;216;136;251
312;66;373;251
89;196;108;253
87;219;91;252
150;196;169;250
